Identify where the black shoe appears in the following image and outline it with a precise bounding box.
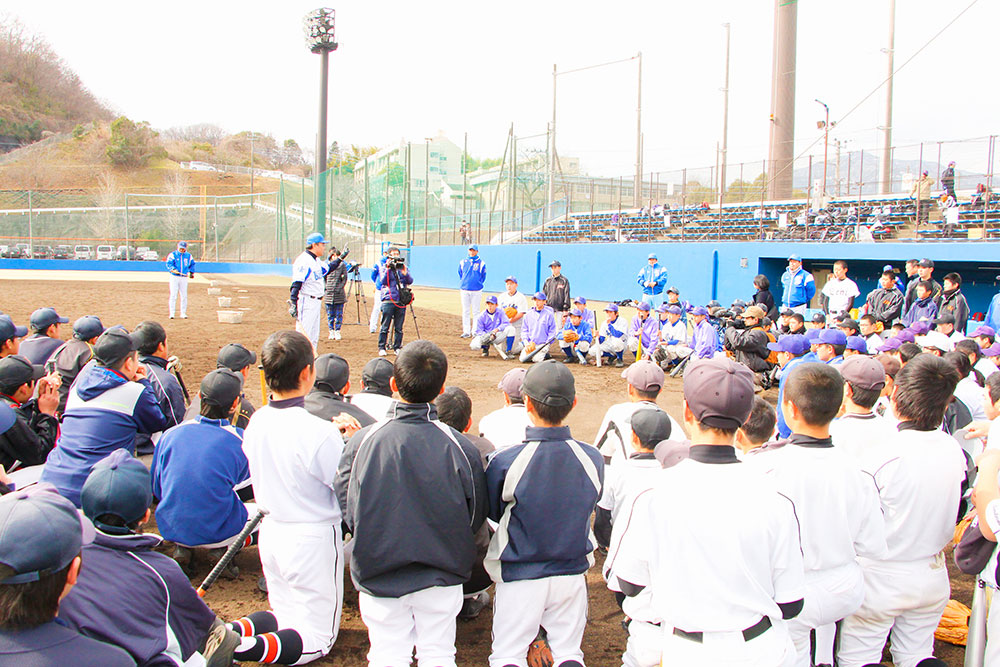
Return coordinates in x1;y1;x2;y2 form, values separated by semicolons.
614;359;625;368
173;545;193;573
257;576;268;594
458;591;490;620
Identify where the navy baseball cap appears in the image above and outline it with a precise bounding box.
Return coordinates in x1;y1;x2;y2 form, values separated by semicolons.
846;336;869;353
362;357;394;390
0;485;95;584
574;297;587;305
313;354;350;393
636;301;651;312
878;337;903;352
689;306;708;316
838;318;860;332
788;254;802;262
72;316;105;341
933;314;956;326
630;408;673;447
306;232;326;245
177;241;188;249
30;308;68;331
200;367;245;407
468;244;478;251
81;450;152;534
779;308;794;317
92;327;138;366
548;260;561;267
767;335;810;355
667;286;680;294
818;329;847;346
604;303;619;313
811;312;827;324
504;276;518;284
485;295;498;305
533;291;547;300
0;316;27;342
523;360;575;407
918;258;934;268
0;355;44;390
217;343;257;371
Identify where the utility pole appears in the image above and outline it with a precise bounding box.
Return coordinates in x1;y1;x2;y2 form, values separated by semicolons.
880;0;896;194
767;0;798;199
835;139;842;197
634;51;643;208
720;23;731;199
548;64;557;211
249;132;256;206
462;132;468;219
816;99;829;202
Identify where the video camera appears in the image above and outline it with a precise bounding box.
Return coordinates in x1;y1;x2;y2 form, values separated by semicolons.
387;257;406;271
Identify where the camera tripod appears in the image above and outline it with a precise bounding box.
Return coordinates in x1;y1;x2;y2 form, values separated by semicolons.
343;265;369;326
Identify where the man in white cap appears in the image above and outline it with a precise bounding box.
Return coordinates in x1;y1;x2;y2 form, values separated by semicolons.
636;253;668;309
289;233;329;351
165;241;195;320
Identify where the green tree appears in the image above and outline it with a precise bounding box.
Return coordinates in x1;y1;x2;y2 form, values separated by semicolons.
105;116;162;168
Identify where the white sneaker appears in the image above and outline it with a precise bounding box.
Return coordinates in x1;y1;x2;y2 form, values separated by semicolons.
169;315;174;320
378;349;388;357
180;315;188;319
334;331;342;340
369;327;377;334
328;331;336;340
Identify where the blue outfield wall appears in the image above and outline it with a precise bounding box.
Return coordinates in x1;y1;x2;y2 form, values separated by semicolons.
0;259;293;276
409;242;1000;317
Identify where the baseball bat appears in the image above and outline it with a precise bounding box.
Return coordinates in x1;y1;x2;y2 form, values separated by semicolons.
172;368;190;404
258;365;268;406
196;510;265;597
523;336;557;363
965;579;987;667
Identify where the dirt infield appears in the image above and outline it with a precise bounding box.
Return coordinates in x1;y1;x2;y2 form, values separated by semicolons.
0;274;970;665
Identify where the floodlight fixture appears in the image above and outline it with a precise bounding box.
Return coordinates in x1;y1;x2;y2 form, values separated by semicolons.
304;7;338;235
303;8;338;54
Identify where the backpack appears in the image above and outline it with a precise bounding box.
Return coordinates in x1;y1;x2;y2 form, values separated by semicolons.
763;328;779;366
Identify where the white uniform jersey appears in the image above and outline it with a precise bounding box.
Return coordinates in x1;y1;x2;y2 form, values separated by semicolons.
658;320;687;345
611;446;804;632
292;250;329;298
350;392;395;422
863;333;883;355
976;358;999;379
860;427;966;562
595;401;684;466
830;412;896;461
955;375;988;423
478;404;531;452
242;403;344;524
747;440;886;571
822;277;860;315
498;290;529;329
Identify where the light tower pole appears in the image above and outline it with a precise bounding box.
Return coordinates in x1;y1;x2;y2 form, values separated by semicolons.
304;8;338;237
881;0;896;194
815;99;829;201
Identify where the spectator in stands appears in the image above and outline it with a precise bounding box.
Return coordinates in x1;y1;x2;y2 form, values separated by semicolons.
636;253;668;309
941;161;957;202
751;274;779;322
780;255;816;315
18;309;68;366
542;261;571;326
859;315;884;354
459;220;472;246
723;306;774;388
971;183;987;208
865;270;904;327
820;261;860;318
938;272;969;335
909;169;933;225
905;258;943;311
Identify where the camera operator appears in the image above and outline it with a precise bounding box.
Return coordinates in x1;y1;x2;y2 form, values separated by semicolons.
723;306;775;387
324;246;353;341
375;247;414;356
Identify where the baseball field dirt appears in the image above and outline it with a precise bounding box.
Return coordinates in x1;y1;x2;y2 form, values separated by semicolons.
0;273;969;666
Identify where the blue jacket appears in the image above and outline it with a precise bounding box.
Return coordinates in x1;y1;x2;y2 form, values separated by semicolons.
165;251;195;276
134;356;186;454
781;268;816;308
40;363;170;506
59;531;216;667
0;620;135;666
458;255;487;291
776;355;809;438
636;263;668;296
692;319;719;358
987;293;1000;332
151;417;250;547
558;319;593;345
473;308;510;337
521;306;557;345
485;425;603;583
376;264;414;303
901;296;939;326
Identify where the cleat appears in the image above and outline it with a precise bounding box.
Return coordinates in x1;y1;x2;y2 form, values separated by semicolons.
203;622;239;667
257;576;268;594
614;359;625;368
458;591;490;620
482;348;490;357
173;545;193;572
209;548;240;580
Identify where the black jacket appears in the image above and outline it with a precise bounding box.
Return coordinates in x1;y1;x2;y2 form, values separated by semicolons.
866;286;905;325
752;289;779;322
0;395;59;470
724;325;773;372
50;339;94;416
335;401;487;598
542;275;572;312
941;167;955;189
938;289;969;335
324;257;349;305
304;389;375;427
134;355;187;455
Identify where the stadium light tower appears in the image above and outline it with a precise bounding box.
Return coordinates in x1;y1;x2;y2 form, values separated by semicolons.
815;99;829;201
304;8;338;236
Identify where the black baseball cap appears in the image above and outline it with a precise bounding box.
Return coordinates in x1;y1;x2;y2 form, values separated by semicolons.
92;327;138;366
918;258;935;268
548;260;561;267
362;357;394;390
72;316;105;341
683;357;755;430
933;314;955;326
314;353;350;393
0;354;44;390
0;316;27;343
30;308;68;331
217;343;257;372
630;408;673;447
522;359;575;407
199;368;244;408
811;313;827;324
80;450;152;534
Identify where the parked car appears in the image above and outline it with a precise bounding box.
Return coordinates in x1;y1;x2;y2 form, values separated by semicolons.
0;246;19;259
53;245;72;259
141;249;160;261
115;245;136;261
95;245;115;261
74;245;93;260
15;243;29;258
32;245;52;259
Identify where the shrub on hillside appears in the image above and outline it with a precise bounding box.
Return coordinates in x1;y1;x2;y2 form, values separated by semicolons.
105;116;161;168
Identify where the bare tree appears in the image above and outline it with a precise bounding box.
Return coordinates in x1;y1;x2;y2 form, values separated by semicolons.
92;170;123;242
163;172;190;240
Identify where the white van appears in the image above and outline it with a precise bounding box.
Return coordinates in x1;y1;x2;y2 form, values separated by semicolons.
95;245;115;260
74;245;92;260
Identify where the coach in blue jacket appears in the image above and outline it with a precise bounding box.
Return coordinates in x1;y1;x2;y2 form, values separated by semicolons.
780;254;816;315
458;244;487;338
637;252;669;308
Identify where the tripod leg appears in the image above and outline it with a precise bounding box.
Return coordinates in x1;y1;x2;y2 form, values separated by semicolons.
409;303;421;340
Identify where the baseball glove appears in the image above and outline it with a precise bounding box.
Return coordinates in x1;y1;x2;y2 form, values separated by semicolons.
525;342;537;354
504;307;518;320
563;331;579;343
526;635;554;667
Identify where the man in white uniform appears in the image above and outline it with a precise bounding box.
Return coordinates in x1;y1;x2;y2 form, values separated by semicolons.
478;368;530;452
165;241;195;320
820;260;860;318
497;276;528;339
289;233;329;351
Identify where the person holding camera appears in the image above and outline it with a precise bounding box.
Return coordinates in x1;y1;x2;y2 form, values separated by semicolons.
723;306;775;388
323;246;354;341
376;248;414;356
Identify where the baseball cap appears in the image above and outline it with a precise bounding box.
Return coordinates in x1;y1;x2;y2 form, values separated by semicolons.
683;357;755;430
630;408;673;447
918;258;934;268
92;327;138;366
779;308;794;317
788;254;802;262
497;368;527;401
0;316;27;342
533;291;547;301
636;301;651;312
604;303;619;313
485;295;498;305
845;336;869;354
468;244;478;251
840;356;886;390
570;308;583;318
199;367;245;407
767;334;810;355
689;306;708;316
177;241;188;249
30;308;68;331
313;354;350;393
811;312;827;324
666;286;680;295
217;343;256;371
838;318;860;332
647;252;657;260
656;304;669;314
743;305;766;319
908;321;932;336
621;360;665;392
504;276;518;284
522;360;575;407
0;355;44;390
877;337;903;352
665;305;682;315
574;297;587;305
306;232;326;245
972;325;996;339
362;357;394;390
985;342;1000;358
882;264;896;273
916;331;954;352
72;316;105;341
894;330;916;344
81;450;152;534
548;260;561;267
0;485;95;584
817;329;847;346
932;314;956;326
805;328;822;343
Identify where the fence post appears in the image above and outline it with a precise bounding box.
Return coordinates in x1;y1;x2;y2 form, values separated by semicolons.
27;191;33;253
214;197;219;261
124;193;130;257
681;168;687;243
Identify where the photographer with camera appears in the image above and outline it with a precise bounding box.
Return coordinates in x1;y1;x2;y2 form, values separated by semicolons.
323;246;354;341
723;305;776;388
376;247;414;356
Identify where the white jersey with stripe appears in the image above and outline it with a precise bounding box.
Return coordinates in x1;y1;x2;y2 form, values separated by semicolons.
292;251;329;298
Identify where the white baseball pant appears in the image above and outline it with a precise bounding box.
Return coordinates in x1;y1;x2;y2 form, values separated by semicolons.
659;620;796;666
489;573;588;667
838;556;950;667
661;344;693;362
296;294;322;350
787;563;865;667
590;336;626;358
788;304;808;316
358;584;463;667
369;290;383;332
627;337;648;354
168;274;189;318
471;326;518;350
559;340;590;360
622;619;661;667
460;290;482;335
258;520;343;664
518;344;549;363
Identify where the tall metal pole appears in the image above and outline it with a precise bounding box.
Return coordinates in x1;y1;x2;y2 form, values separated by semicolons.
249;132;255;206
720;24;731;198
363;156;369;245
881;0;896;194
835;139;842;197
767;0;798;199
634;51;643;207
548;64;557;211
462;132;468;221
815;99;829;203
424;139;430;245
314;50;329;236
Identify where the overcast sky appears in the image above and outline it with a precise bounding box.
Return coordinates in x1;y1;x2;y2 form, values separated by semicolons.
6;0;995;177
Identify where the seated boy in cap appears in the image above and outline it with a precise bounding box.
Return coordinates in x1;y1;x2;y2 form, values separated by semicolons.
626;302;659;361
183;343;258;429
557;308;593;365
48;316;104;416
766;334;811;440
479;368;531;452
471;295;515;359
830;356;894;461
59;451;228;667
520;292;557;363
611;358;805;666
132;321;186;455
815;329;847;366
18;308;68;366
572;296;596;331
0;485;135;666
304;353;375;427
349;357;396;421
689;306;720;360
591;303;627;367
0;316;27;359
844;335;869;357
486;360;603;667
151;369;255;573
748;363;886;667
652;304;689;369
0;355;59;475
838;355;967;667
41;327;170;506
